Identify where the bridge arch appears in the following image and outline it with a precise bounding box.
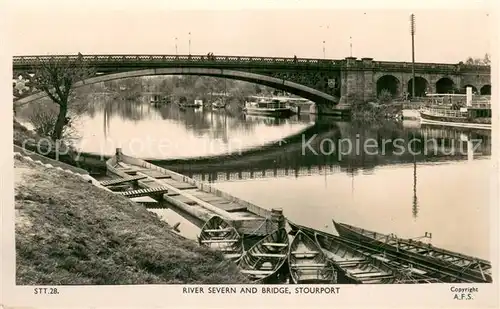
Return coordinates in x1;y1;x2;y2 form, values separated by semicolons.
480;84;491;95
435;77;455;94
376;75;400;97
407;76;429;97
462;84;478;94
14;68;336;106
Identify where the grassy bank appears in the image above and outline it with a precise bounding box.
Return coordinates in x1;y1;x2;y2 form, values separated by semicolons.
15;155;249;284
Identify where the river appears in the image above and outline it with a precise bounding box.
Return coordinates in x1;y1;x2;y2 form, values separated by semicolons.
17;95;493;260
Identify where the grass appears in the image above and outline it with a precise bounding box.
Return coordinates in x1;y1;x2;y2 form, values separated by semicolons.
14;155;249;284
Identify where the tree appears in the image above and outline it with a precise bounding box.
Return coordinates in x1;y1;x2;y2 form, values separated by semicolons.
483;53;491;65
464;53;490;66
30;54;95;140
377;89;393;105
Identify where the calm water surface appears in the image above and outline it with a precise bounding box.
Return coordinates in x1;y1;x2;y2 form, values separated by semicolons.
18;96;492;259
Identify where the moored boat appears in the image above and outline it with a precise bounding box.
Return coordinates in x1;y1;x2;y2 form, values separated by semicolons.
237;228;289;283
288;230;337;283
105;149;282;237
288;221;440;284
198;215;243;261
243;99;293;117
332;220;492;283
419;106;491;130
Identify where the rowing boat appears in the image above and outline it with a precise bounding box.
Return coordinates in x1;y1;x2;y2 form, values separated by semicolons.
288;221;441;284
332;220;492;283
288;230;337;283
105;148;280;236
237;228;289;283
198;215;243;261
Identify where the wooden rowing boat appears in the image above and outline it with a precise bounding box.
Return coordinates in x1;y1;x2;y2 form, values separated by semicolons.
288;221;441;284
288;230;337;284
105;148;281;236
198;215;243;261
237;228;289;283
332;220;492;283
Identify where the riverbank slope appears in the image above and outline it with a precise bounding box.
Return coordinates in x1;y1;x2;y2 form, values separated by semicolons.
14;154;248;284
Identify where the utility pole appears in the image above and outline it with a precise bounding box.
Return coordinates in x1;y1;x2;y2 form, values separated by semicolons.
188;32;191;55
410;13;416;99
322;41;326;59
175;37;178;55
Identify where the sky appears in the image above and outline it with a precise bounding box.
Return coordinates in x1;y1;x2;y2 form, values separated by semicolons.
3;0;494;64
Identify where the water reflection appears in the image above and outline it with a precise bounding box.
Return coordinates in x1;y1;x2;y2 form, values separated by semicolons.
158;120;492;182
72;96;313;159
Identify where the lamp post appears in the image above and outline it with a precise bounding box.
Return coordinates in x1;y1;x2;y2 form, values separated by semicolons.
188;32;191;55
410;13;416;99
320;25;329;58
175;37;178;55
349;36;352;57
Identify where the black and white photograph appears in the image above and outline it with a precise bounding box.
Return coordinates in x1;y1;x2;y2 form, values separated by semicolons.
2;0;498;308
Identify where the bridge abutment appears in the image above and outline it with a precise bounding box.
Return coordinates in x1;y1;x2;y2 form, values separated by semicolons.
339;57;377;106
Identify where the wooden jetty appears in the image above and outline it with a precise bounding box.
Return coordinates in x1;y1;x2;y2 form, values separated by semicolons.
332;220;492;283
288;230;337;284
198;215;244;261
106;148;284;236
237;228;289;283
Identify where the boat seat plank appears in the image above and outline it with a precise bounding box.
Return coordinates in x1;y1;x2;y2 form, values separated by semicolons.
291;263;327;267
200;239;239;244
336;259;366;265
355;272;391;278
100;175;146;186
253;253;287;258
224;254;242;259
240;269;275;275
263;243;289;247
291;250;319;255
203;228;234;233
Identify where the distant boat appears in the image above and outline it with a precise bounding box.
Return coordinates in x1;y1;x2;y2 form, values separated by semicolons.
211;99;226;109
198;215;243;261
288;230;337;284
419;106;491;130
237;228;289;283
419;93;491;130
243;99;293;117
180;99;203;108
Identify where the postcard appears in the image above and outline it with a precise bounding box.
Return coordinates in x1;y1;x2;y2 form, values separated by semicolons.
2;0;498;308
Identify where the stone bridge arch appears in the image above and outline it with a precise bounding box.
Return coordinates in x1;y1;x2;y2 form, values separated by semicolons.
14;68;337;107
461;84;478;94
375;75;401;97
407;76;429;97
480;84;491;95
435;76;456;93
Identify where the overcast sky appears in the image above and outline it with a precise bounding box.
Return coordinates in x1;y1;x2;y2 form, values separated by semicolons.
4;1;493;64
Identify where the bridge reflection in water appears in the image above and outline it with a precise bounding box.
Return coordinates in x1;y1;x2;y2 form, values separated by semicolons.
151;121;491;183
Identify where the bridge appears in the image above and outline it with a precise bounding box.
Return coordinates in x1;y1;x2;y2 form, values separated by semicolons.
13;54;491;114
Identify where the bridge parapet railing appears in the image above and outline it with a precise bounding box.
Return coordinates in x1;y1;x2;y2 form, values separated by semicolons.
12;55;490;73
13;54;348;68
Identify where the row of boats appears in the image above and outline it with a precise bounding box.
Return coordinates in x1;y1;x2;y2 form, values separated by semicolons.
198;216;492;284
